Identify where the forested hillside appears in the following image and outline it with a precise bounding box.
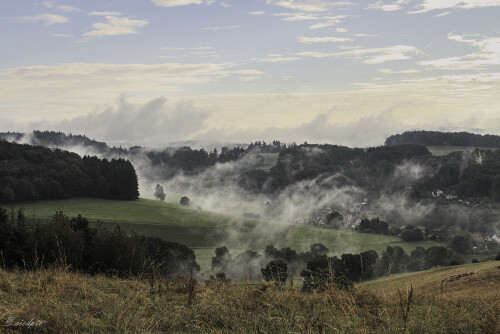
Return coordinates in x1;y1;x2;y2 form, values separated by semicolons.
239;143;500;202
0;131;289;180
0;141;139;202
385;130;500;147
0;130;121;154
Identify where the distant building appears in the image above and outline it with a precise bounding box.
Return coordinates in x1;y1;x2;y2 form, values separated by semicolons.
432;190;444;197
470;232;484;243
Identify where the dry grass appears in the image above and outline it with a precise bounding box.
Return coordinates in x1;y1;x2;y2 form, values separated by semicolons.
0;262;499;333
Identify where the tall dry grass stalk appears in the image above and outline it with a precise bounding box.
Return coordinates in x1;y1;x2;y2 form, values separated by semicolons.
0;261;498;333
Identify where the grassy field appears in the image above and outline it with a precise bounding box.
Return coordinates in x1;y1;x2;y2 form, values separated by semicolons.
427;145;499;156
287;225;443;256
362;261;500;298
11;198;451;275
13;197;233;227
0;261;498;333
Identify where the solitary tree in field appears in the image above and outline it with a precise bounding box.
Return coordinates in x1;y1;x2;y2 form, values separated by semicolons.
180;196;190;206
154;184;166;201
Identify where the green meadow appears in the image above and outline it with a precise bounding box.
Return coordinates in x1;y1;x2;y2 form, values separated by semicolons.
287;225;443;256
12;197;446;273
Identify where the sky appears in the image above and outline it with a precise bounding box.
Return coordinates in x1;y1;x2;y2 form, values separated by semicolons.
1;0;499;147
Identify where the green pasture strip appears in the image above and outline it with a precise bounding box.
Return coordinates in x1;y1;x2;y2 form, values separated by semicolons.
287;225;443;256
12;197;232;227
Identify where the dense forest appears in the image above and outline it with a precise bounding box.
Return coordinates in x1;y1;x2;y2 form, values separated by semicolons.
0;141;139;203
385;130;500;147
0;131;289;179
0;208;199;277
239;143;500;202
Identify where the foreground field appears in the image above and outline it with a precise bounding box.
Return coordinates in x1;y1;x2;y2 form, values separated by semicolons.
0;261;498;333
362;261;500;296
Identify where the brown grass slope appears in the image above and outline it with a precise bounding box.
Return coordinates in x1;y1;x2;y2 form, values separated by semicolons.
0;261;499;333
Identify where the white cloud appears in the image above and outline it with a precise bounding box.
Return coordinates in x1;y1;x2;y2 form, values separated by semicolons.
309;15;347;29
202;25;239;31
151;0;205;7
248;11;266;15
419;34;500;69
405;72;500;83
296;51;335;58
51;33;74;38
89;11;123;16
299;45;421;63
0;62;264;122
239;76;260;82
162;46;213;51
298;36;353;43
3;81;500;146
16;13;69;25
434;11;451;17
84;16;149;37
355;33;379;37
252;54;301;62
42;1;55;9
334;45;421;64
274;12;320;21
336;27;347;32
411;0;500;13
368;0;500;13
378;68;420;74
368;0;410;12
57;5;82;13
266;0;354;12
55;97;212;144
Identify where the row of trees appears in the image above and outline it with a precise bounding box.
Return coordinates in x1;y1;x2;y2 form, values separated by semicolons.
239;143;500;206
0;141;139;202
0;207;199;277
240;144;432;193
385;130;500;148
209;242;469;289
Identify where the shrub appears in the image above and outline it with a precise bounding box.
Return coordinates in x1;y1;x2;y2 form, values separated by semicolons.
261;259;288;284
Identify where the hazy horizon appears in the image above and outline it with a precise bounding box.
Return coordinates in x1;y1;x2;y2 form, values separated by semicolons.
1;0;499;147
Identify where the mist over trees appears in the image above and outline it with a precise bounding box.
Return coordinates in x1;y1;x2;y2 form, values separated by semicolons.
239;142;500;206
0;131;291;182
0;141;139;202
0;130;126;155
209;242;471;290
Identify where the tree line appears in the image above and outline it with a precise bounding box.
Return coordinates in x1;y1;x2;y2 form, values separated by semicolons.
210;242;472;290
0;130;291;180
239;143;500;203
385;130;500;148
0;207;199;277
0;141;139;203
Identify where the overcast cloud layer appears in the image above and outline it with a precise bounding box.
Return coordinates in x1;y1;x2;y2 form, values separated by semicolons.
1;0;499;146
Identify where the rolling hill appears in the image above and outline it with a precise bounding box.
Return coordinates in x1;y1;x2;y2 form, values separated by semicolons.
11;197;449;275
